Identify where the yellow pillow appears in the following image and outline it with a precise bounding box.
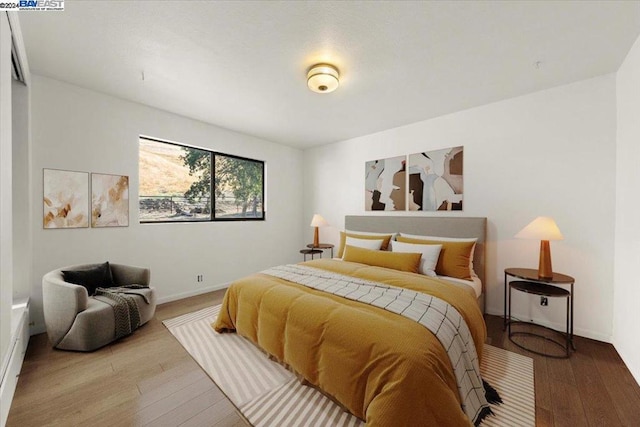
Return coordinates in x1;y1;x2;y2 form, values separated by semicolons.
396;236;474;280
338;231;393;258
342;245;421;273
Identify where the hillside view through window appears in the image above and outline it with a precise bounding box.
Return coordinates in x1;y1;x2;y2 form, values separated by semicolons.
139;137;264;222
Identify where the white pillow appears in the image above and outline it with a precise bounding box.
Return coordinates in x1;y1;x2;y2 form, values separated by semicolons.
399;233;478;278
399;233;477;244
391;240;442;277
343;236;384;258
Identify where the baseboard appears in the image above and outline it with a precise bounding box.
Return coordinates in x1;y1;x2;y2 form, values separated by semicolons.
156;283;230;305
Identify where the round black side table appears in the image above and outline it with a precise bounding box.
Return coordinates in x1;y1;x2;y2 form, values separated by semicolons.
306;243;335;258
504;268;575;359
300;248;323;261
508;280;571;358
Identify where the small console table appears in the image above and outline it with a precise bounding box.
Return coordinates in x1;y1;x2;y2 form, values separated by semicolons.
504;268;575;358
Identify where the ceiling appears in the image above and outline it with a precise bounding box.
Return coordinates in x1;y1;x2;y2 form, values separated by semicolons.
17;1;640;149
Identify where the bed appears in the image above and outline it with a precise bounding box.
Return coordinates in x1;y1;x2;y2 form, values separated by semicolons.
214;216;491;426
344;215;487;313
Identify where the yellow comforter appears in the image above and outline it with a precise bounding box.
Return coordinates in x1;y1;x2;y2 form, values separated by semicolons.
213;259;486;426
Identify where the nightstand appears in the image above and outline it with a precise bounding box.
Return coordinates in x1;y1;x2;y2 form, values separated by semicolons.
306;243;334;258
300;248;323;261
504;268;575;358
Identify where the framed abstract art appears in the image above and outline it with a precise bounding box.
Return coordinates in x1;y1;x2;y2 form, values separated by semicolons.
365;155;406;211
408;146;463;211
364;146;464;212
43;168;89;229
91;173;129;227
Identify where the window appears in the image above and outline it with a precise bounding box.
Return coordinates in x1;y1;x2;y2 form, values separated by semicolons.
214;154;264;219
139;137;265;222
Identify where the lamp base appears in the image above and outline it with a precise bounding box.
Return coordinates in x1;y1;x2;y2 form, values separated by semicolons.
538;240;553;279
313;227;319;248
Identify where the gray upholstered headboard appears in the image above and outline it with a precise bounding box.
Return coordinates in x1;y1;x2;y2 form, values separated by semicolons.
345;215;487;294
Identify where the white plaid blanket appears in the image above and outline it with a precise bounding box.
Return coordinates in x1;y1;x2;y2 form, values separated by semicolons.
262;264;491;426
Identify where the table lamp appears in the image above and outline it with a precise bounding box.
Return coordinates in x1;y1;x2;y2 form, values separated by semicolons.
515;216;564;279
310;214;328;248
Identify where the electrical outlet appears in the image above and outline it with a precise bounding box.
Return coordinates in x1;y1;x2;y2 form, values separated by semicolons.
540;296;548;306
196;274;204;282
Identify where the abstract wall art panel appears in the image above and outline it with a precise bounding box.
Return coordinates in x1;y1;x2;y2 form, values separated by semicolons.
43;169;89;229
365;155;407;211
91;173;129;227
408;146;463;211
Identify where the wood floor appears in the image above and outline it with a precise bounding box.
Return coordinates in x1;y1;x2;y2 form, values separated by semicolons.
7;290;640;426
485;316;640;426
7;290;248;427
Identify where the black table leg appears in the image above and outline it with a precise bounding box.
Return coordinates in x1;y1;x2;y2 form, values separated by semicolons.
504;272;508;330
508;283;512;336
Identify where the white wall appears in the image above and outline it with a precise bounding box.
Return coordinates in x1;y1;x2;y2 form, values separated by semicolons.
303;75;617;342
0;11;14;378
29;75;304;333
12;79;31;301
614;34;640;384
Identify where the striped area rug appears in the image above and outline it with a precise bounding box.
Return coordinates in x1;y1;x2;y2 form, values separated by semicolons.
164;305;535;426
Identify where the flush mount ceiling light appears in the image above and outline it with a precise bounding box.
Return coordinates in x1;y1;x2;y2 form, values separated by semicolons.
307;64;339;94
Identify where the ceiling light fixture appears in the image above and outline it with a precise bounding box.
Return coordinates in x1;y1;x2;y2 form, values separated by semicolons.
307;64;339;94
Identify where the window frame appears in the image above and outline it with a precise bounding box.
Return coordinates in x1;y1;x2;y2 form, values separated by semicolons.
139;136;266;224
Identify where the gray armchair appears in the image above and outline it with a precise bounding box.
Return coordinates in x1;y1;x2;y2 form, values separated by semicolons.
42;263;157;351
